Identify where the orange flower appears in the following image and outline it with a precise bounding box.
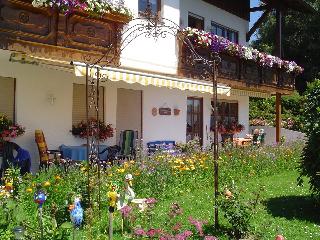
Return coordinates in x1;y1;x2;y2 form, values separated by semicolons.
69;204;75;211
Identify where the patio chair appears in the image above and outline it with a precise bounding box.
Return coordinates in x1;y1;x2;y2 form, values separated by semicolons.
118;130;138;160
35;130;62;169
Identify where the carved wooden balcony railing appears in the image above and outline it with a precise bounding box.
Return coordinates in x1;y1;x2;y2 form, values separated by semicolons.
178;42;295;94
0;0;130;63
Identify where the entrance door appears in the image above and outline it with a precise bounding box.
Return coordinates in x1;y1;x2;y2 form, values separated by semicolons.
116;88;142;143
187;97;203;144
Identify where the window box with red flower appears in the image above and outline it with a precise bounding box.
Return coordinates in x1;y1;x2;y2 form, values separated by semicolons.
71;119;114;142
0;114;25;142
218;122;245;143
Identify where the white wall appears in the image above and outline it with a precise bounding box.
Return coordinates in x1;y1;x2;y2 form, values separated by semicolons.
0;50;117;171
180;0;249;45
0;48;250;171
121;0;180;74
121;0;249;74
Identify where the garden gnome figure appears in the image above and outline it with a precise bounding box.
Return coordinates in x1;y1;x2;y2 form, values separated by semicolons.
107;182;119;240
34;189;47;239
70;196;83;240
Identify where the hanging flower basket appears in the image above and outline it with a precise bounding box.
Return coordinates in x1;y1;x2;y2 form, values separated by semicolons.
0;114;25;141
71;119;114;142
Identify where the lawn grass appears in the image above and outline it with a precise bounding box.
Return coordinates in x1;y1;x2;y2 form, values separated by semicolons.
110;169;319;239
245;171;320;240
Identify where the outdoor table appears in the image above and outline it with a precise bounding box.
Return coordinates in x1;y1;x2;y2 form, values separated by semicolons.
59;145;108;161
233;138;252;147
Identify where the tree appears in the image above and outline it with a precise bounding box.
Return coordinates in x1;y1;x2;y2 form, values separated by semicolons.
298;79;320;198
252;0;320;92
249;91;305;131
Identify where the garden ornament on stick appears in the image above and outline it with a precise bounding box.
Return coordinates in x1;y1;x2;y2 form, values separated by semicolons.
69;196;84;240
107;182;119;240
117;173;135;209
34;189;47;239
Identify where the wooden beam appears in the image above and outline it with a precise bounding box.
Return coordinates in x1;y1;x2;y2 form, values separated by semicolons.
250;5;269;12
246;8;272;42
276;93;282;143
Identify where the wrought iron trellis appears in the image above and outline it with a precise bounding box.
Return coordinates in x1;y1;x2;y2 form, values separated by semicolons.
73;0;222;227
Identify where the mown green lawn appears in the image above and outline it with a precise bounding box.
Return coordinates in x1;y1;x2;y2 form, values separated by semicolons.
110;170;319;240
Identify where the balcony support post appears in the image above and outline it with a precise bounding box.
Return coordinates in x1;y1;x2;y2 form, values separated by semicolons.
276;92;282;143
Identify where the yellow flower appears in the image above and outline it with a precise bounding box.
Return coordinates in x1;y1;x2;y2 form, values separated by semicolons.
108;173;113;177
129;160;135;164
80;167;86;172
134;171;140;176
116;168;125;173
26;188;33;193
43;181;51;187
54;175;61;181
123;162;129;169
5;182;13;191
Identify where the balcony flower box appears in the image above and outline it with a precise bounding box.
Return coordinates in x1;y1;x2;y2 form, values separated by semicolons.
30;0;132;21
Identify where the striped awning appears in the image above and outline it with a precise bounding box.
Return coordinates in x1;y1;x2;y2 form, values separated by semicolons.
73;63;231;96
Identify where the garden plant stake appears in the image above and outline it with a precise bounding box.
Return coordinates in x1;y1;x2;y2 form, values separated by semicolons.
34;189;47;239
70;196;84;240
107;182;119;240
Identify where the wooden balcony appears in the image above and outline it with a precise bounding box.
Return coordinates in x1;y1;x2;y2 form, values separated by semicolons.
178;42;295;95
0;0;130;63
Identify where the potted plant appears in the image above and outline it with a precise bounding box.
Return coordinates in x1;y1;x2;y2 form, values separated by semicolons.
0;115;25;143
71;118;114;142
217;122;245;143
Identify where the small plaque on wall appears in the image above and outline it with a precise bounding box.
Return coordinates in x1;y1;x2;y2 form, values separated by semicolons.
159;108;171;115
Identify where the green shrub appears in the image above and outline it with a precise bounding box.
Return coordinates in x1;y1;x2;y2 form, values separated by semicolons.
298;79;320;198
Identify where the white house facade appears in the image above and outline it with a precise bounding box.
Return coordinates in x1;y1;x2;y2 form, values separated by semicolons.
0;0;295;171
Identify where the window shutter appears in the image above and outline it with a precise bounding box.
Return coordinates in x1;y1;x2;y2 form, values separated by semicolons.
0;77;15;121
72;84;104;126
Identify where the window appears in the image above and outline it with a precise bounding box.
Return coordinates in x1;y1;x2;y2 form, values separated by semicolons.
211;22;239;43
0;77;15;121
210;101;238;131
72;84;105;125
188;12;204;30
139;0;161;15
187;97;203;144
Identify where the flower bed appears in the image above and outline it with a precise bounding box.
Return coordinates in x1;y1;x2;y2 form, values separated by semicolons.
183;28;303;75
0;141;303;239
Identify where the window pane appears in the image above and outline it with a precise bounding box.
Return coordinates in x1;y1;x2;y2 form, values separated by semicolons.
139;0;158;14
217;27;224;37
188;13;204;30
0;77;15;121
210;101;239;130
